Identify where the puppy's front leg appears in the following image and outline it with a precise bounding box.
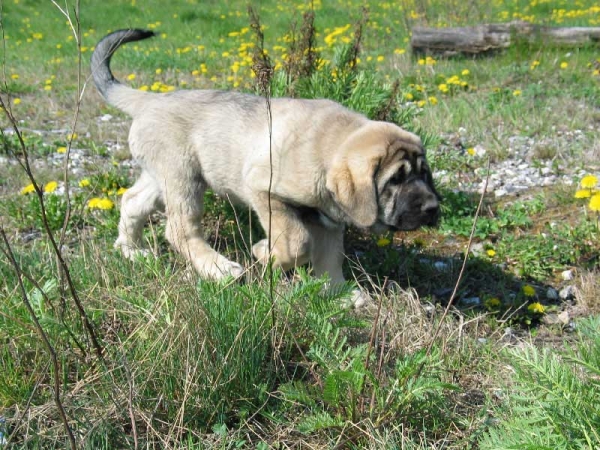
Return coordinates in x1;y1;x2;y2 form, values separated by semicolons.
163;185;243;280
308;222;368;308
250;193;311;270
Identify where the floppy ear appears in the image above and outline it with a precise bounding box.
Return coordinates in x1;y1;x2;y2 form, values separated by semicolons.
326;143;385;228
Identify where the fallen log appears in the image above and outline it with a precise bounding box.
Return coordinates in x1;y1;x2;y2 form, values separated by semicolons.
411;21;600;56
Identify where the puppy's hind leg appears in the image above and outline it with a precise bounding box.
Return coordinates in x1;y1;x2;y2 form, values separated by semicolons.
115;171;164;259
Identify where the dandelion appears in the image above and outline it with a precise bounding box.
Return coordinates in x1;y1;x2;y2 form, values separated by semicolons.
512;89;522;96
44;181;58;193
57;146;67;154
467;147;476;156
404;92;414;101
21;183;35;194
486;249;496;257
78;178;90;187
581;175;598;189
376;237;391;247
67;133;77;140
394;48;406;55
560;62;568;69
484;297;501;309
461;69;470;76
590;194;600;212
88;197;114;210
44;85;52;91
10;73;19;79
377;55;385;62
528;302;545;314
575;189;592;199
13;98;21;105
117;187;128;196
522;285;536;297
126;73;136;81
428;96;438;105
438;83;449;93
417;100;426;108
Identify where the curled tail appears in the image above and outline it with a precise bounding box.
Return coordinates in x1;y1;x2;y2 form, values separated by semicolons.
91;29;155;101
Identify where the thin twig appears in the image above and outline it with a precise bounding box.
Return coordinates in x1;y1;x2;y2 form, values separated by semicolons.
424;158;491;357
0;228;77;450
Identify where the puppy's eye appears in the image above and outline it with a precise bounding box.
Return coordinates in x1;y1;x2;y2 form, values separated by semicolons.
389;170;405;185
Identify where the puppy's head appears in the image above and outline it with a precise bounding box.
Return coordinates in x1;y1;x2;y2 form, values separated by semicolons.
326;122;440;232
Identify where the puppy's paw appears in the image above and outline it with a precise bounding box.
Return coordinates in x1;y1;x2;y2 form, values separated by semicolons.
195;256;245;281
348;288;369;308
114;240;150;260
252;239;270;264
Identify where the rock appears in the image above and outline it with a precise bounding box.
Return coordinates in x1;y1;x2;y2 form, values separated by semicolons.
546;288;559;300
559;285;576;300
461;296;481;307
561;269;574;281
434;261;449;271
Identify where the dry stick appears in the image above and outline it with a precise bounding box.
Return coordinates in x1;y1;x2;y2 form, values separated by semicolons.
0;97;103;362
424;159;491;358
248;5;277;361
0;229;77;450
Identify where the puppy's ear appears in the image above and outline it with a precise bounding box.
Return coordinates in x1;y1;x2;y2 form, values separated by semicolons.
326;144;385;228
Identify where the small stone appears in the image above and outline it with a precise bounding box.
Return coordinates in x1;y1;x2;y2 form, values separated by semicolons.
494;188;508;198
546;288;559;300
559;285;575;300
100;114;113;122
434;261;449;271
461;297;481;307
561;270;574;281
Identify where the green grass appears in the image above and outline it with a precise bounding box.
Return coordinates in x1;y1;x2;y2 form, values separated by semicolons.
1;0;599;448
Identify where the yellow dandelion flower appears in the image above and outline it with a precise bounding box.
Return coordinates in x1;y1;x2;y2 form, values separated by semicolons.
394;48;406;55
428;96;438;105
67;133;77;140
139;85;149;91
376;237;391;247
575;189;592;199
417;58;425;65
486;249;496;257
57;146;67;154
126;73;136;81
404;92;414;101
560;62;568;69
581;175;598;189
44;181;58;193
589;194;600;212
11;73;19;79
44;85;52;91
467;147;476;156
522;285;536;297
117;187;128;196
438;83;449;93
527;302;545;314
377;55;385;62
88;197;114;210
21;183;35;194
13;98;21;105
512;89;522;96
484;297;501;309
78;178;90;187
417;100;426;108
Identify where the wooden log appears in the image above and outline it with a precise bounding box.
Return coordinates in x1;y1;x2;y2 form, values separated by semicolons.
411;21;600;56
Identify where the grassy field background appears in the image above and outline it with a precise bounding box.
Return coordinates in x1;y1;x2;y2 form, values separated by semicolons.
1;0;599;448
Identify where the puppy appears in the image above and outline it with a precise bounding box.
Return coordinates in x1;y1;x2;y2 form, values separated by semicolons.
91;29;440;304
